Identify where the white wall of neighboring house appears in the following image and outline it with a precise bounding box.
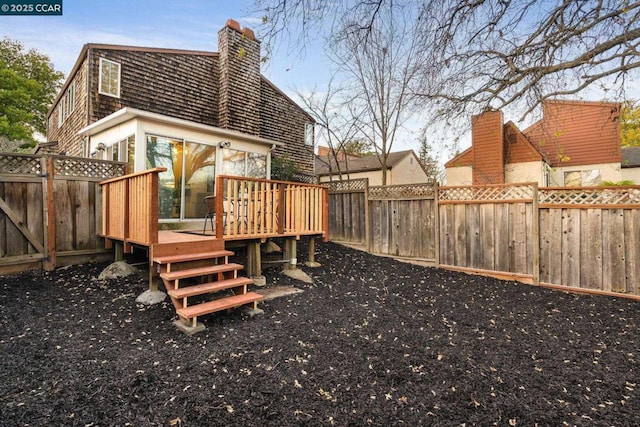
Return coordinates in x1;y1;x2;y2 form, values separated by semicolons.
621;167;640;184
549;162;622;186
504;161;545;185
445;166;473;186
319;169;385;186
391;154;430;185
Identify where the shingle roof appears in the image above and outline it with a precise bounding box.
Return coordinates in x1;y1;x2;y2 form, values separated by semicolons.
622;147;640;168
315;150;416;176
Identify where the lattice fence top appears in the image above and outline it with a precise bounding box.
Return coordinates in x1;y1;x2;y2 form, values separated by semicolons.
369;183;436;200
0;153;42;176
53;156;126;179
539;187;640;206
439;184;535;202
327;178;368;193
0;153;126;179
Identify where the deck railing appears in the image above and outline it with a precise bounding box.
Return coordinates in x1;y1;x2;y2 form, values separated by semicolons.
215;175;329;240
99;168;165;247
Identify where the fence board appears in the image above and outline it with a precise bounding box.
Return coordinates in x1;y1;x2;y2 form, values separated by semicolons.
25;182;43;255
467;204;481;268
480;204;495;270
603;209;625;292
582;209;603;289
494;204;510;273
0;183;4;257
5;182;27;256
562;209;581;288
453;203;466;266
624;210;640;294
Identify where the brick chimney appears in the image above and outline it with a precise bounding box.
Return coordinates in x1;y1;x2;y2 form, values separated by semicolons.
218;19;261;136
471;110;505;184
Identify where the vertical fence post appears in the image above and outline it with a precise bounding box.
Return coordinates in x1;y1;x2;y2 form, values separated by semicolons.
43;156;56;271
532;183;540;285
434;182;440;267
364;178;371;251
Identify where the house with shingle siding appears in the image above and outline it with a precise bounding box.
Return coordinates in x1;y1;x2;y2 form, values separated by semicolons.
46;19;315;222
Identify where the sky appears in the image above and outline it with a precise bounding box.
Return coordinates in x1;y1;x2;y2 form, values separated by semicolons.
0;0;441;158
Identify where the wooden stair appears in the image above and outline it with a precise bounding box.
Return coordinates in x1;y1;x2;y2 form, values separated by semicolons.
153;249;262;329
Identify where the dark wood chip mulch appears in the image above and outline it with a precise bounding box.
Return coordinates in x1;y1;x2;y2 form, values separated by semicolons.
1;240;639;426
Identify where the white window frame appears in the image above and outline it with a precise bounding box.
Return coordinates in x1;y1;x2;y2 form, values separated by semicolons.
98;58;121;98
66;82;75;117
305;123;314;146
57;97;65;127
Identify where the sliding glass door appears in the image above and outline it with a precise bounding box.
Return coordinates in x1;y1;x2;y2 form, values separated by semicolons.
146;135;216;220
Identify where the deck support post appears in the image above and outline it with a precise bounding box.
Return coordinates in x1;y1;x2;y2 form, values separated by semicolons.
305;236;321;267
284;237;297;271
115;242;124;261
246;240;266;285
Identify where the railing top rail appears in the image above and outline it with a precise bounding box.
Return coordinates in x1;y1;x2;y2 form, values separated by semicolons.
540;185;640;191
99;167;167;185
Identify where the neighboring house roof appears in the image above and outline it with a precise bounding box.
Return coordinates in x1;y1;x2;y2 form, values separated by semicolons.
622;147;640;168
523;99;621;167
316;150;420;176
446;99;622;172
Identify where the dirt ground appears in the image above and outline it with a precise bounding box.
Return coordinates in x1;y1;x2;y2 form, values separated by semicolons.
1;239;640;426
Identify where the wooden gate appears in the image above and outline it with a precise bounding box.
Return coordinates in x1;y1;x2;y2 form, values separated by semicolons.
0;153;125;275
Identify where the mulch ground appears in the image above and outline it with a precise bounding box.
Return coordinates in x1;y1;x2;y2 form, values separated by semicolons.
1;240;640;426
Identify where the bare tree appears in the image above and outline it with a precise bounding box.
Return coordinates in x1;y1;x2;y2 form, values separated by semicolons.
328;3;426;185
255;0;640;124
297;78;361;181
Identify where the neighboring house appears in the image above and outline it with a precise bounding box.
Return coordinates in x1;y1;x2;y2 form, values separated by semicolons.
445;100;640;186
46;19;315;222
316;147;432;185
622;146;640;183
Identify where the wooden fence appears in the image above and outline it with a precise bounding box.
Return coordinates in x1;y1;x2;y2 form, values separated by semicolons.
0;153;126;275
328;180;640;299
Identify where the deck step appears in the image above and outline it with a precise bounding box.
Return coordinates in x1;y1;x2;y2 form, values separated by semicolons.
168;277;253;299
177;292;263;319
160;263;243;281
153;250;234;265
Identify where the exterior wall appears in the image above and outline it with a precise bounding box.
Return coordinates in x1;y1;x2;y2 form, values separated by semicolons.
319;170;384;186
622;167;640;184
261;80;314;177
88;48;218;128
389;155;430;185
88;117;273;174
445;166;472;185
525;101;621;167
46;22;315;178
504;161;544;185
47;58;89;156
549;162;622;186
472;111;504;184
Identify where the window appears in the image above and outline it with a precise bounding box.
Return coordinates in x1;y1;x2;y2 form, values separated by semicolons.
222;148;267;178
65;82;75;117
99;58;121;97
564;169;601;186
56;83;76;127
305;123;314;146
57;97;65;127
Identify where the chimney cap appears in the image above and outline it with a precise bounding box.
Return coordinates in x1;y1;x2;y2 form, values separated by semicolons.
242;27;256;40
225;19;241;31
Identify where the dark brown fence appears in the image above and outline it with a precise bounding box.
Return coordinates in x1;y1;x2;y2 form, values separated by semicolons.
328;180;640;299
0;153;126;275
